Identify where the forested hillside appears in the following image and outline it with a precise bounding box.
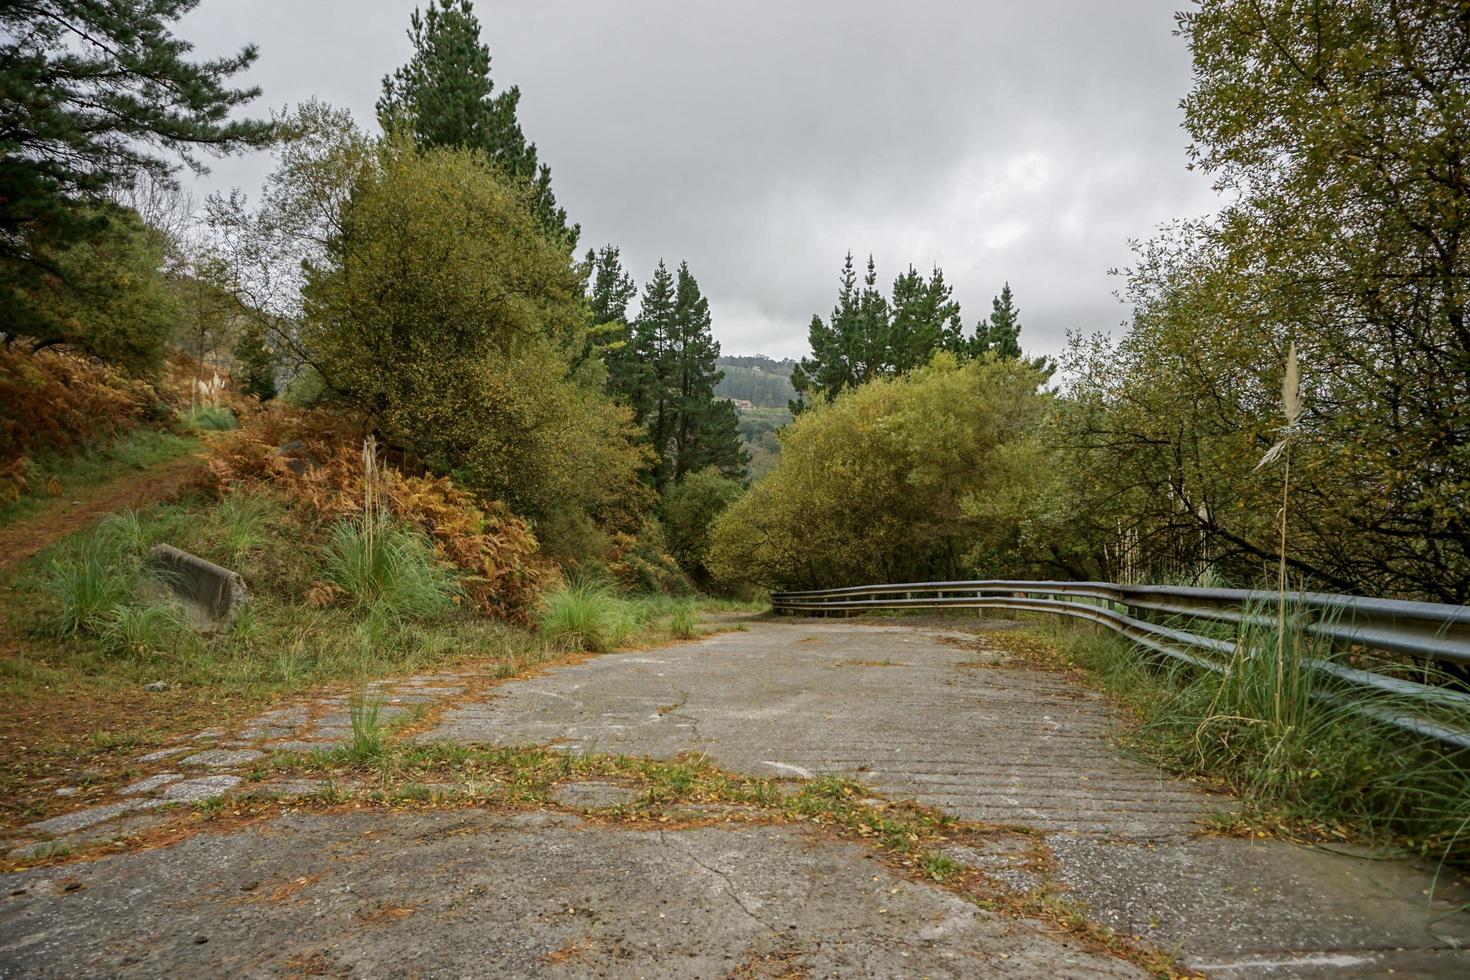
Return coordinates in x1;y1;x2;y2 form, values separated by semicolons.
714;355;797;408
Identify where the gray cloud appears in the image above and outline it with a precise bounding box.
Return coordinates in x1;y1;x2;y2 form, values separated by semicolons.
178;0;1219;358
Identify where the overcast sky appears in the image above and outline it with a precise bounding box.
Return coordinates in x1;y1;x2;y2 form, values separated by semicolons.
177;0;1219;360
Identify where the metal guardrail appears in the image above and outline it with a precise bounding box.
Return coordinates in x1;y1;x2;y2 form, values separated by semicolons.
771;580;1470;750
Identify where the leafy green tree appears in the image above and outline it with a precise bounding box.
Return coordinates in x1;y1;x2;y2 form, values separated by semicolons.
0;0;270;338
661;467;744;585
710;354;1052;590
1058;0;1470;601
301;138;647;534
377;0;576;246
19;208;180;375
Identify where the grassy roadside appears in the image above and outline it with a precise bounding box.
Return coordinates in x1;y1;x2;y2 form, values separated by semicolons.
992;620;1470;866
0;483;763;834
0;428;200;531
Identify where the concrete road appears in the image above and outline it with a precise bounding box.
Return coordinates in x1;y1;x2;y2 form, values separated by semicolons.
3;617;1468;977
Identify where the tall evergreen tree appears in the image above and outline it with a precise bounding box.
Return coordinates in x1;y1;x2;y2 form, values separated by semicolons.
978;283;1022;359
890;265;964;370
377;0;577;247
586;244;639;393
630;260;678;477
1;0;272;337
791;252;861;411
670;263;747;482
793;254;966;408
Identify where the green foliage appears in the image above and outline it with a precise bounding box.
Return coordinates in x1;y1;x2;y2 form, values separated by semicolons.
377;0;575;246
668;606;699;640
43;535;137;638
348;693;387;763
17;209;180;375
322;517;457;621
95;603;189;657
790;254;1033;410
215;491;277;562
1058;0;1470;600
584;243;639;388
184;405;236;432
622;261;748;489
538;578;636;652
1050;618;1470;864
0;0;270;338
297;136;650;536
710;354;1052;590
976;283;1021;360
662;468;744;585
611;520;695;596
231;320;278;401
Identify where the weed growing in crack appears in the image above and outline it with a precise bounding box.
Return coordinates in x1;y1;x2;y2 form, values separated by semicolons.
348;691;385;763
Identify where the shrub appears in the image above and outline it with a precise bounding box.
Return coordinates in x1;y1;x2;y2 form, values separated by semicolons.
185;404;236;432
321;516;457;620
538;578;636;652
607;520;693;596
0;346;162;502
206;410;556;623
709;354;1050;590
662;468;743;584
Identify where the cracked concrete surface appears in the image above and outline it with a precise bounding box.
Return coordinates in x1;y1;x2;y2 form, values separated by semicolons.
424;618;1470;976
3;616;1468;977
0;810;1139;978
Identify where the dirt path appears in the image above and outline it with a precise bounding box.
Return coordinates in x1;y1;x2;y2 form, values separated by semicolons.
0;453;207;575
3;619;1468;977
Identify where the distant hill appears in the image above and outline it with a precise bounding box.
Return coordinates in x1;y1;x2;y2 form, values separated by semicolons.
715;354;797;408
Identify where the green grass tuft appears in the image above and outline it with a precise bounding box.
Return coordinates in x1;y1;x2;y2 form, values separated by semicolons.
184;405;236;432
668;606;699;639
322;518;457;621
95;603;188;656
348;691;386;763
538;578;637;652
42;535;137;637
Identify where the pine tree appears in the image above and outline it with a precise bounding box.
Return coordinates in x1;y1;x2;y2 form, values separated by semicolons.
979;283;1022;359
630;260;678;480
794;254;966;408
669;263;746;483
890;265;963;372
378;0;577;247
1;0;271;336
854;254;890;382
586;244;639;395
791;252;861;411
